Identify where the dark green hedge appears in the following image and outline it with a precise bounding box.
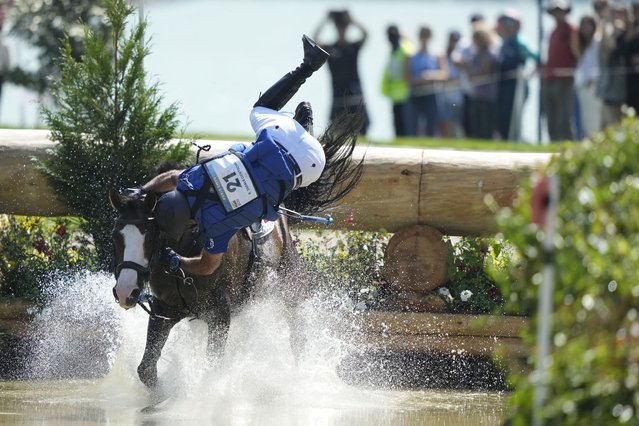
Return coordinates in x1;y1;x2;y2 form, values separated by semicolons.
497;116;639;424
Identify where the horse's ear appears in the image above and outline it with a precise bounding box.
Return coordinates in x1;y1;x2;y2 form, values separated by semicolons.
109;189;122;209
145;191;157;212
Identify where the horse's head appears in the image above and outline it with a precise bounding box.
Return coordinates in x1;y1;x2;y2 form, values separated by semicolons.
109;188;157;309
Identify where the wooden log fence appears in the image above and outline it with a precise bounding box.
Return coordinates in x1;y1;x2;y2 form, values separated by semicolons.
0;129;548;360
0;129;552;236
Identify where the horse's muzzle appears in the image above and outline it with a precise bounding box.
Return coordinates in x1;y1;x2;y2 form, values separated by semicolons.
113;286;141;309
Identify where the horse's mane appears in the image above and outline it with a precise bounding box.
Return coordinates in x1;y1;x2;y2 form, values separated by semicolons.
284;108;365;216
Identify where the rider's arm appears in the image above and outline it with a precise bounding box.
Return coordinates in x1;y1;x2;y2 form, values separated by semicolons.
179;249;223;276
142;169;183;193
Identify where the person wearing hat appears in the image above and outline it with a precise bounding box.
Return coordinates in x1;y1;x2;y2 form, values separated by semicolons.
139;35;329;276
542;0;578;141
496;9;539;140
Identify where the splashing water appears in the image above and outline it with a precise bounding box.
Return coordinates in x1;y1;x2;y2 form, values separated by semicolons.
16;270;398;419
24;270;124;380
6;270;508;424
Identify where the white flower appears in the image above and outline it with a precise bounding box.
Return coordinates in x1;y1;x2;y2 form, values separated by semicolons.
460;290;473;302
438;287;451;297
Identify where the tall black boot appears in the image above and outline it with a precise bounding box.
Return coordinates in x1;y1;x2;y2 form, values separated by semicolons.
293;101;314;135
254;35;329;111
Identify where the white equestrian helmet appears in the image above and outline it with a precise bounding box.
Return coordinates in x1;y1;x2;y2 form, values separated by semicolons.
250;106;326;188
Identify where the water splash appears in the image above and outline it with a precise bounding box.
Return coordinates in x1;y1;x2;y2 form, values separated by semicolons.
24;270;123;379
22;270;389;400
8;269;509;424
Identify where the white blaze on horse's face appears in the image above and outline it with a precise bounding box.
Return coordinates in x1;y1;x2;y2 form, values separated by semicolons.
114;224;148;309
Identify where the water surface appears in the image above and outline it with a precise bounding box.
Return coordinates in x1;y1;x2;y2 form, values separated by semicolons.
0;379;508;425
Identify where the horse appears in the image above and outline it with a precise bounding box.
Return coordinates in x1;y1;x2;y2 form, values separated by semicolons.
109;111;364;388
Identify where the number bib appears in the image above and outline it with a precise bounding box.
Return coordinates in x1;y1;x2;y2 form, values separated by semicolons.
203;154;258;213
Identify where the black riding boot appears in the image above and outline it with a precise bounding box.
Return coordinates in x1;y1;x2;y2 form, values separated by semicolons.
254;35;329;111
293;101;314;135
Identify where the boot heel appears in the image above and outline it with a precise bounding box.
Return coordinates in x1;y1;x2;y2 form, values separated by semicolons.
302;35;329;71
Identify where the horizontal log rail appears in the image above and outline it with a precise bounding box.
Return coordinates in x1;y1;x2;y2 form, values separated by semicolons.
347;311;529;357
356;311;529;338
0;129;552;235
354;333;528;357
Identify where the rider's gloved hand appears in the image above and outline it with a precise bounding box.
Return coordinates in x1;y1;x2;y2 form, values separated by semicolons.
160;247;181;272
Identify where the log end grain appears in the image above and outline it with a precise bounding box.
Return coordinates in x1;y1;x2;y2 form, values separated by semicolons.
382;225;450;292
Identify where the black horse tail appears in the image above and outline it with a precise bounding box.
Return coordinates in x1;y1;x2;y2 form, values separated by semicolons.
285;107;365;216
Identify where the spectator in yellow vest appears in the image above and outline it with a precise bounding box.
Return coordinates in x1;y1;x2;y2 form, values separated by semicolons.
382;24;414;137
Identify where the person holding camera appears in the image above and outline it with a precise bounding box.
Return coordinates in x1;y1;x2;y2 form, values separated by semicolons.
313;9;370;135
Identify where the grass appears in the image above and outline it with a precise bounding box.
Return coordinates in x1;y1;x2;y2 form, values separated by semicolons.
1;125;563;153
184;131;564;153
379;136;564;152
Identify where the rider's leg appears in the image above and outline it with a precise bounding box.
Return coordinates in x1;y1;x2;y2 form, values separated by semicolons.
293;101;314;135
253;35;329;112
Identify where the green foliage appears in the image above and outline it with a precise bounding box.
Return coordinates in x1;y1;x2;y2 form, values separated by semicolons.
7;0;109;94
382;137;564;152
298;230;390;307
38;0;190;269
444;236;510;314
497;116;639;424
0;215;97;302
298;231;511;313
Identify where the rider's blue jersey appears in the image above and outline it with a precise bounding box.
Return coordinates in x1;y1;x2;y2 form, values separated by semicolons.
176;128;296;253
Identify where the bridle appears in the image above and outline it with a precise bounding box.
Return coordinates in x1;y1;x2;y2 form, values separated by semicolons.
113;215;160;314
113;214;198;320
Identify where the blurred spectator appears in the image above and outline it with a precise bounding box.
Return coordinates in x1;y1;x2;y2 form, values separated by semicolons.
456;13;488;136
624;2;639;113
313;9;370;135
438;30;465;138
459;28;499;139
572;15;601;138
381;24;414;137
542;0;577;142
0;1;10;28
597;3;628;128
406;26;446;136
496;9;539;141
0;15;9;118
593;0;609;26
